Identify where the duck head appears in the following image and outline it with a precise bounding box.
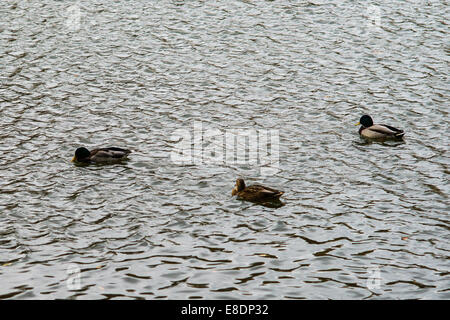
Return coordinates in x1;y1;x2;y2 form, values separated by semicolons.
232;178;246;196
356;115;373;128
72;147;90;162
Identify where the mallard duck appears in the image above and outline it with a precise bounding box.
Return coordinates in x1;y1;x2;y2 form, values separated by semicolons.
356;115;405;140
231;178;284;202
72;147;131;163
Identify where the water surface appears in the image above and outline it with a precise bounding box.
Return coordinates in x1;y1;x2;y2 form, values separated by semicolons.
0;0;448;299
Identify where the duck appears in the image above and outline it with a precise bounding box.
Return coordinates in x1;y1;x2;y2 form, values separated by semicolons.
72;147;131;163
356;115;405;140
231;178;284;202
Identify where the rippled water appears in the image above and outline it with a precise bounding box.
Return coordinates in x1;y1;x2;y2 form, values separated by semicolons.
0;0;448;299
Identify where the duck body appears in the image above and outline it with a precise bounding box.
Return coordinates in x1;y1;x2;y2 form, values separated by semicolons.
357;115;405;140
72;147;131;163
232;178;284;202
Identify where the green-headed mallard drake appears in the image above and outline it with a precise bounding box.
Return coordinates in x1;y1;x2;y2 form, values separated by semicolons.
231;178;284;202
72;147;131;163
356;115;405;140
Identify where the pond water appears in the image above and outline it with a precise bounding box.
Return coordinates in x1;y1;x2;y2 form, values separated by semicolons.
0;0;448;299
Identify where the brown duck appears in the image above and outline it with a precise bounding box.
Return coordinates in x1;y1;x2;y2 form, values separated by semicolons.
231;178;284;202
356;115;405;140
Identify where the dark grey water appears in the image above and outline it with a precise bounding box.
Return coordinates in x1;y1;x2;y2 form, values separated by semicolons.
0;0;448;299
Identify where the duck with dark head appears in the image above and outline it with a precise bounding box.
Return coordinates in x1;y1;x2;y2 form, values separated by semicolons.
72;147;131;164
356;115;405;140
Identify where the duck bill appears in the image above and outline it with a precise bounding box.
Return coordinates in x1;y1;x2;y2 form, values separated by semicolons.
355;122;360;126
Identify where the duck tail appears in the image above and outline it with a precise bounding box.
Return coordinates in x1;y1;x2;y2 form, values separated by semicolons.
275;191;284;198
